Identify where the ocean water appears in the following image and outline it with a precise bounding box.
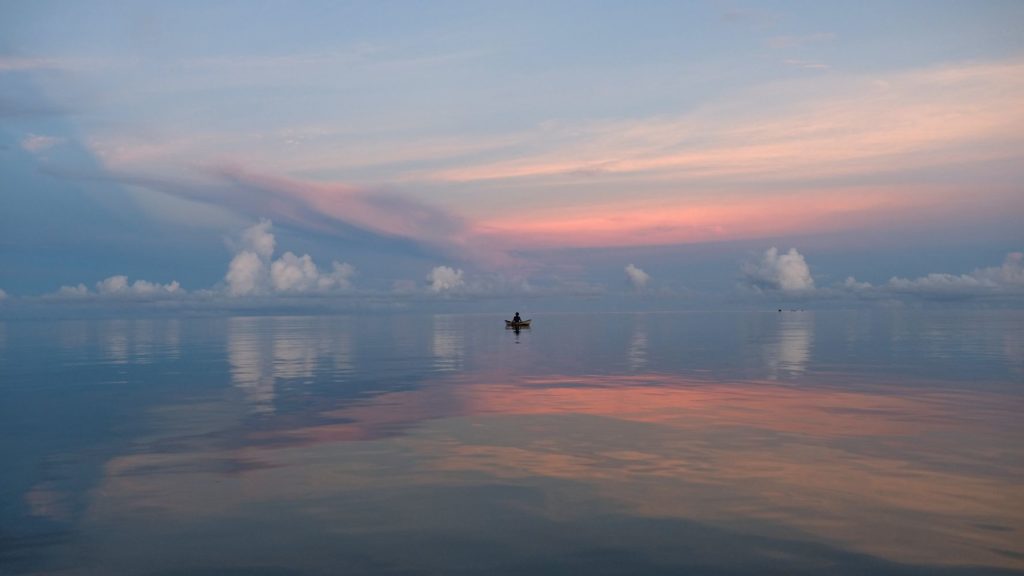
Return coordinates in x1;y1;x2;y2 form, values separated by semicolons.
1;310;1022;575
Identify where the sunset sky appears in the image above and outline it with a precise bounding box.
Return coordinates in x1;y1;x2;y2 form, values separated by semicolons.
1;1;1022;307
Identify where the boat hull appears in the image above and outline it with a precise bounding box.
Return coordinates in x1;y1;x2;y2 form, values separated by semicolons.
505;319;531;328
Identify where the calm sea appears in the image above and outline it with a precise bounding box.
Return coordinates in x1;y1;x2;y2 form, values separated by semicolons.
1;310;1022;575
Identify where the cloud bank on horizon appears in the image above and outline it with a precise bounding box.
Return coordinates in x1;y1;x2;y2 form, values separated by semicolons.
56;276;183;299
740;248;1024;301
15;219;1019;306
39;220;484;302
1;2;1022;305
869;252;1024;299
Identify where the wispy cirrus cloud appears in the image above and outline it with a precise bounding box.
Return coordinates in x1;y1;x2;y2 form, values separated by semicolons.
87;129;524;180
782;59;830;71
0;54;120;73
45;162;513;269
203;166;516;270
20;133;64;153
421;59;1024;186
415;59;1024;248
0;56;64;72
84;59;1022;180
721;7;779;29
35;51;1024;261
766;32;835;50
63;56;1024;253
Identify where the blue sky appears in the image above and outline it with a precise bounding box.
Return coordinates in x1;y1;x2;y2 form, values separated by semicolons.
1;1;1022;309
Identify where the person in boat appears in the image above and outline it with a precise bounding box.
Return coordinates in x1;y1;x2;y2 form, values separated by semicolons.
513;312;521;323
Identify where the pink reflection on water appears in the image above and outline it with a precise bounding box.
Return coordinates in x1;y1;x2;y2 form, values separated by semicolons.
91;367;1024;571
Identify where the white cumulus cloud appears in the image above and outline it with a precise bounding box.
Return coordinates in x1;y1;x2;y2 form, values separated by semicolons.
742;247;815;292
271;252;320;292
427;266;464;292
240;218;276;259
225;220;355;296
625;264;650;290
226;251;267;296
271;252;355;292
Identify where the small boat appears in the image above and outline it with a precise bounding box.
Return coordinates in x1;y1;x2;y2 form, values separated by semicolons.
505;319;531;328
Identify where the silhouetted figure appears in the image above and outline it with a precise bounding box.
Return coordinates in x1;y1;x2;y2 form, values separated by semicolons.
513;312;521;323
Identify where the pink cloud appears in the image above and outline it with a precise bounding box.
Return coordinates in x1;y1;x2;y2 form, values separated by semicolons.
209;165;474;253
410;60;1023;192
473;186;926;249
71;57;1024;257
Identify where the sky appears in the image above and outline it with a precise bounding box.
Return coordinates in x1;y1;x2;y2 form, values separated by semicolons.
1;0;1022;311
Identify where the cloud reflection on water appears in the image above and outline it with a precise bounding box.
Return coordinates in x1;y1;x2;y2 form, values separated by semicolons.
229;316;360;414
1005;329;1024;376
627;318;647;371
432;315;465;372
8;312;1022;575
90;367;1023;571
228;317;277;414
273;332;317;381
102;319;129;365
766;312;813;377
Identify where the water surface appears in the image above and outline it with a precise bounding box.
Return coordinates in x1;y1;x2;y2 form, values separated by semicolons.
2;310;1022;575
